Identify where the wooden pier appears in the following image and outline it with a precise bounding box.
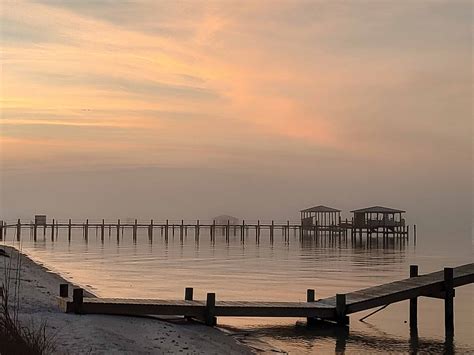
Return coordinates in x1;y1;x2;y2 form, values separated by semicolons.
58;263;473;334
0;217;416;244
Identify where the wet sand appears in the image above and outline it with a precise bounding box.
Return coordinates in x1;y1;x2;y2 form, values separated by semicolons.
0;246;254;354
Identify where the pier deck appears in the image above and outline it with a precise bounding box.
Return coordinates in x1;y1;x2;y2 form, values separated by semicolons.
59;263;473;331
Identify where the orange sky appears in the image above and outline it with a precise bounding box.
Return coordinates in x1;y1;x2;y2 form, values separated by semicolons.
2;1;470;172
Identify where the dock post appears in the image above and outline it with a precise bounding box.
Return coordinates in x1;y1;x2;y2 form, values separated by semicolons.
84;219;89;240
33;220;37;241
185;287;194;301
414;224;417;245
205;293;217;326
270;220;274;242
257;220;260;242
336;294;349;326
286;220;290;241
165;220;169;241
444;267;454;335
68;219;72;241
226;220;230;242
16;219;21;241
50;219;55;241
73;288;84;314
241;220;245;241
133;219;137;241
409;265;418;329
101;219;105;242
149;219;154;240
184;287;194;320
307;289;317;326
196;220;200;240
117;219;121;241
59;284;69;298
180;220;184;241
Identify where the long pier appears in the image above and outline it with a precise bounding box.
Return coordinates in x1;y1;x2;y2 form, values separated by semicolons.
0;218;415;244
58;263;473;335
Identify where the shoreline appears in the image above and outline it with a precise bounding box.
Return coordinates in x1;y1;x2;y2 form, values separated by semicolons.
1;246;256;354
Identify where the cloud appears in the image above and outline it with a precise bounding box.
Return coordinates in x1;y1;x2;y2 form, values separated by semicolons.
0;0;471;172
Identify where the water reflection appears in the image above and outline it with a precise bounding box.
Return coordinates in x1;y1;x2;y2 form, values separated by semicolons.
234;322;460;354
1;225;472;353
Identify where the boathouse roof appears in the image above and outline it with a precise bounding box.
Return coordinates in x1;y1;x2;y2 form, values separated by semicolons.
351;206;406;214
300;205;341;213
213;214;239;222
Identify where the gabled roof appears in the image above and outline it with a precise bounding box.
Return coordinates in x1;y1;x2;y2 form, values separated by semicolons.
213;214;239;221
351;206;406;213
300;205;341;213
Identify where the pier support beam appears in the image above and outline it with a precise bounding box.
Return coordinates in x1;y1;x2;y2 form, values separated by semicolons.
59;284;69;298
73;288;84;314
444;267;454;335
306;289;317;326
205;293;217;326
409;265;418;329
336;294;349;326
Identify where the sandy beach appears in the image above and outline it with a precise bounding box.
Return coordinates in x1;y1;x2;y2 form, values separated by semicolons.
0;246;254;354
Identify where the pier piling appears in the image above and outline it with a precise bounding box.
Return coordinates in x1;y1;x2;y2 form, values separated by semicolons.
409;265;419;329
205;293;217;326
444;267;454;335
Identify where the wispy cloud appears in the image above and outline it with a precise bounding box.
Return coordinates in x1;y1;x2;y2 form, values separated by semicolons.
1;0;471;171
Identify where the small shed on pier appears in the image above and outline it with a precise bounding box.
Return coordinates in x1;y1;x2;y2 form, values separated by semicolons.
35;215;47;226
300;205;341;228
351;206;405;229
213;215;239;225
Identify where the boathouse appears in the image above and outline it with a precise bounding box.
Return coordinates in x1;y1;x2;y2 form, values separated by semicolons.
213;215;239;225
351;206;405;230
300;205;341;229
35;215;47;225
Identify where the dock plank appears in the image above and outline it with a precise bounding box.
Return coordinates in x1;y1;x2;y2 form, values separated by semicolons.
58;263;474;322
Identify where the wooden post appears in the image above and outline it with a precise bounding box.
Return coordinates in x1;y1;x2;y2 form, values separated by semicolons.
444;267;454;335
116;219;121;241
73;288;84;314
59;284;69;298
84;219;89;240
409;265;418;329
149;219;154;240
33;220;37;241
270;220;274;242
50;219;55;241
67;219;72;241
133;219;138;241
226;220;230;242
211;220;216;241
336;294;348;325
101;219;105;241
16;219;21;241
307;289;317;326
257;220;260;242
205;293;217;326
180;220;184;240
414;224;417;245
196;220;200;239
185;287;194;301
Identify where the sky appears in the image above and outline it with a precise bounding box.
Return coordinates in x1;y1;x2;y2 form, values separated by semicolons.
0;1;472;242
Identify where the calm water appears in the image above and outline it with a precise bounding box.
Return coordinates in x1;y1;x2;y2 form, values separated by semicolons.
2;223;473;353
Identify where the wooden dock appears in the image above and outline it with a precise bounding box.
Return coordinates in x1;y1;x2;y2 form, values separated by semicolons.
0;218;415;244
58;263;473;334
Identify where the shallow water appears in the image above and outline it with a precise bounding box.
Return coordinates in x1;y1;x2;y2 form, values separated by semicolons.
2;223;473;353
